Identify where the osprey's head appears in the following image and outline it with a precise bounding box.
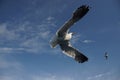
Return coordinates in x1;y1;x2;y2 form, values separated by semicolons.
69;32;75;36
66;32;75;40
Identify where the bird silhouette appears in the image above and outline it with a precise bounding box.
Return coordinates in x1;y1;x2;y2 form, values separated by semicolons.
50;5;89;63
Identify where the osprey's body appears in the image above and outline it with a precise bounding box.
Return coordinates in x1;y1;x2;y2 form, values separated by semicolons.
50;5;89;63
50;33;72;48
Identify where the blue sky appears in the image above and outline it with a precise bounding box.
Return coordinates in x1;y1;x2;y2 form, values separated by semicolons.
0;0;120;80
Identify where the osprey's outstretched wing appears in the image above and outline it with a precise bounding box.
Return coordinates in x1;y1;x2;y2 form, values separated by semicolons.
59;41;88;63
57;5;89;37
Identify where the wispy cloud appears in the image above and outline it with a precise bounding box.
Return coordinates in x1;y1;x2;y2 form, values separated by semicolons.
0;23;19;40
46;16;54;22
31;74;74;80
82;40;95;44
0;55;23;70
0;75;18;80
87;72;112;80
0;15;57;54
0;47;25;53
0;54;25;80
0;54;73;80
0;73;74;80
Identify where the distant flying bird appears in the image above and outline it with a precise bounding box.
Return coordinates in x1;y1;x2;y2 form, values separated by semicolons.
50;5;89;63
105;52;108;60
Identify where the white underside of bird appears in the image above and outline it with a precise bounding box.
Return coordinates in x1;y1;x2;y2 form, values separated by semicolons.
50;32;72;48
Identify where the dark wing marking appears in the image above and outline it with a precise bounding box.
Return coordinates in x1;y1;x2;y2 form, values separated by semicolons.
57;5;89;37
59;40;88;63
72;5;89;22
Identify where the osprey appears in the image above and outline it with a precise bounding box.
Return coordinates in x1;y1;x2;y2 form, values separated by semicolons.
105;52;108;60
50;5;89;63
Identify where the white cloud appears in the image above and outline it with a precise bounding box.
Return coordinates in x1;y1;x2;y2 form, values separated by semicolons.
0;53;119;80
0;54;72;80
0;75;17;80
17;17;57;53
0;47;25;53
82;40;95;44
0;54;73;80
31;74;74;80
0;54;25;80
38;31;51;39
87;72;111;80
0;55;23;70
0;23;19;40
0;15;56;54
46;16;54;21
20;35;48;53
0;73;74;80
